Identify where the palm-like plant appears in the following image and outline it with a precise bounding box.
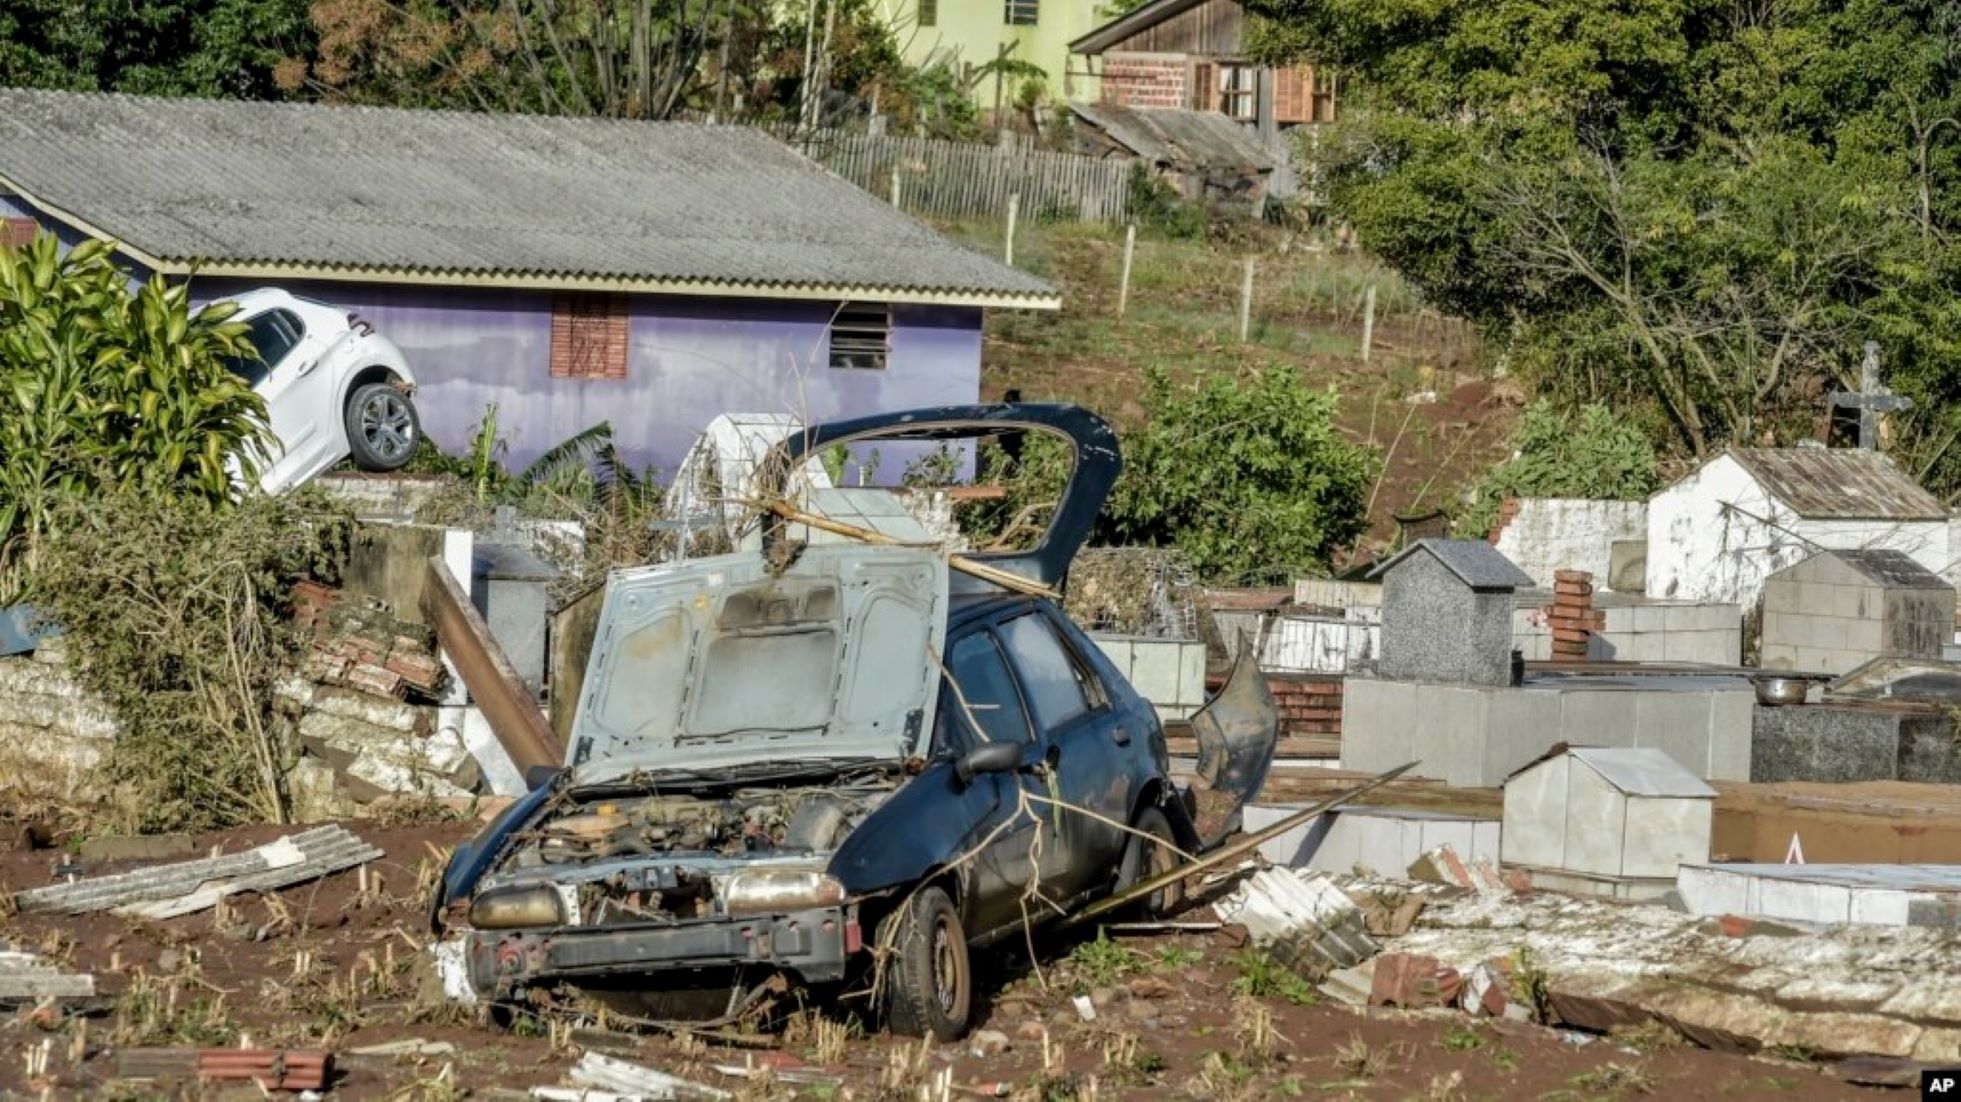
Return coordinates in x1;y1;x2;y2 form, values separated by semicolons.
0;232;269;603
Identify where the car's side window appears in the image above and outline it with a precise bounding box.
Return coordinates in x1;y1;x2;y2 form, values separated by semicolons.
997;612;1104;731
225;309;306;386
937;630;1035;750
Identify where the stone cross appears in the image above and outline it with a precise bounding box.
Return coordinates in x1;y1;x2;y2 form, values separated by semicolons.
1832;342;1913;450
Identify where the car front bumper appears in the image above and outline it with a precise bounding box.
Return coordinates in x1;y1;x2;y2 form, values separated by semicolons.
466;906;861;996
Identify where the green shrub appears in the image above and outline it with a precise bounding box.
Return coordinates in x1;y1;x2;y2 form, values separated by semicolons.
0;231;267;603
36;486;350;831
1457;401;1661;538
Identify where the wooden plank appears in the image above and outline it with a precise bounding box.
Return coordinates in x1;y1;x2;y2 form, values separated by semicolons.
422;555;563;774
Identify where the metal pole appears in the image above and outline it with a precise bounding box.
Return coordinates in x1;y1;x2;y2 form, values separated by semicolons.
1118;223;1136;318
1859;341;1881;451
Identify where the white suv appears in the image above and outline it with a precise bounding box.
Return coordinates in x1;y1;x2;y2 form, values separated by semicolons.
220;289;422;494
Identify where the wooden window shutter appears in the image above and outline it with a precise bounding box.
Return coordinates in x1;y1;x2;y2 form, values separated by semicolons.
2;218;37;249
1275;66;1310;125
550;292;629;379
1192;62;1216;112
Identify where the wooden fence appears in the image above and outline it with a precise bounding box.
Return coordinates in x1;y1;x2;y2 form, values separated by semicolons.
778;128;1134;223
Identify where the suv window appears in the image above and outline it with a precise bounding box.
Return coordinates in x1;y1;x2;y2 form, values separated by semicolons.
224;309;305;387
937;631;1034;750
998;613;1102;730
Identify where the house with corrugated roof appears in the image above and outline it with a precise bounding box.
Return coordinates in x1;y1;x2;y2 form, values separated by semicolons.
1644;448;1955;611
0;88;1057;473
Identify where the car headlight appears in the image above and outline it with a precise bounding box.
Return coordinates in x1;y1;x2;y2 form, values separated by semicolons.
722;871;846;916
468;885;567;929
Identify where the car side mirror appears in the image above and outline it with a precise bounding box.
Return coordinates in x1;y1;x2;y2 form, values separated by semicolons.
955;741;1022;784
524;765;562;792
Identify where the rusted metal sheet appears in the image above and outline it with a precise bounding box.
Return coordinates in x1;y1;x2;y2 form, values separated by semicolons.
422;555;563;774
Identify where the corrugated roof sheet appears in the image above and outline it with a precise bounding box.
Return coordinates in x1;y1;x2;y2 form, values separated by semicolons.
0;89;1056;307
1367;538;1535;590
1069;104;1275;173
1815;549;1951;590
1070;0;1210;55
1729;448;1945;521
1569;747;1716;798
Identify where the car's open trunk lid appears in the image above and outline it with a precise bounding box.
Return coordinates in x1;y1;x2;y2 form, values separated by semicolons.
567;545;948;783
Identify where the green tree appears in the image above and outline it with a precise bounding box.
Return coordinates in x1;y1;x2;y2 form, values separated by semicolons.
0;0;311;98
0;233;268;603
970;369;1378;582
1246;0;1961;481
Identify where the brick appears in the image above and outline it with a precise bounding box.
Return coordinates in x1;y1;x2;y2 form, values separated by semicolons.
1554;569;1594;584
342;664;407;700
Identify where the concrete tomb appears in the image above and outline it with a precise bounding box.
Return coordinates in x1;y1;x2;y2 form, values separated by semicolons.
1760;548;1955;675
1502;746;1715;901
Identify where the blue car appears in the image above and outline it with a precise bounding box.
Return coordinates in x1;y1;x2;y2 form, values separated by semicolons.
431;404;1277;1040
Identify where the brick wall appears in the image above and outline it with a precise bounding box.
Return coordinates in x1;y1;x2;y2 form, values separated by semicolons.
1102;53;1190;110
1270;674;1343;736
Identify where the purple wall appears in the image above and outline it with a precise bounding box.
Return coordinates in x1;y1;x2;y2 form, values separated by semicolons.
191;283;982;478
3;193;986;478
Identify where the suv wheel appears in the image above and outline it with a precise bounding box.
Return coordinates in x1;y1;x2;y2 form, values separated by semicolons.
1115;806;1184;918
882;885;972;1040
345;381;420;472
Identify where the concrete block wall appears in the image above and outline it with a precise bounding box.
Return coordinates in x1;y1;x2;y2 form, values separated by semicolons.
1091;635;1208;721
1514;602;1742;665
1343;675;1754;786
1491;498;1649;589
1762;578;1882;674
0;645;119;786
1244;803;1500;873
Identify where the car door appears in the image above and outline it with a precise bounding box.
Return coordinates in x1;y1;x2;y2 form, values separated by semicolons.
995;609;1130;907
231;307;340;492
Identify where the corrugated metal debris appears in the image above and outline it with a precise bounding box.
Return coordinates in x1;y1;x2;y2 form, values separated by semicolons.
1213;867;1377;976
533;1052;729;1101
11;826;380;918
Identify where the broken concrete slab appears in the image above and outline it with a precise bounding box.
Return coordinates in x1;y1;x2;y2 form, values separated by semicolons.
0;946;94;1003
1365;875;1961;1061
1369;952;1462;1008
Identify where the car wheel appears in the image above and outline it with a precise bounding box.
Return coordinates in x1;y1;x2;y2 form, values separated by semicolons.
882;885;972;1040
345;381;420;472
1115;806;1184;919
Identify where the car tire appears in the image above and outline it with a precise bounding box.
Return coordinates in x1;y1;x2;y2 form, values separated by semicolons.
882;885;972;1041
345;380;420;472
1115;806;1184;919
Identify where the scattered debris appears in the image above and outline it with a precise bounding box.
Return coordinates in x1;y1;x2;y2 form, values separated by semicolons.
1407;843;1506;894
541;1052;729;1101
1071;994;1097;1022
0;945;93;1004
12;826;381;918
114;1047;332;1092
348;1038;458;1058
1213;867;1378;978
1369;952;1463;1009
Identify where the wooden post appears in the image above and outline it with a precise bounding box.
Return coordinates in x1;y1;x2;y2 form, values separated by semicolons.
1361;283;1377;362
1005;193;1020;265
1118;223;1137;318
1238;257;1256;342
890;167;903;209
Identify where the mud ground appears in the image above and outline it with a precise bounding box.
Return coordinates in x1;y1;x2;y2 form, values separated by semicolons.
0;819;1883;1100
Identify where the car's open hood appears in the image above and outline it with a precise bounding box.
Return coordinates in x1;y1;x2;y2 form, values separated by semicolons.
768;404;1121;590
566;544;948;783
